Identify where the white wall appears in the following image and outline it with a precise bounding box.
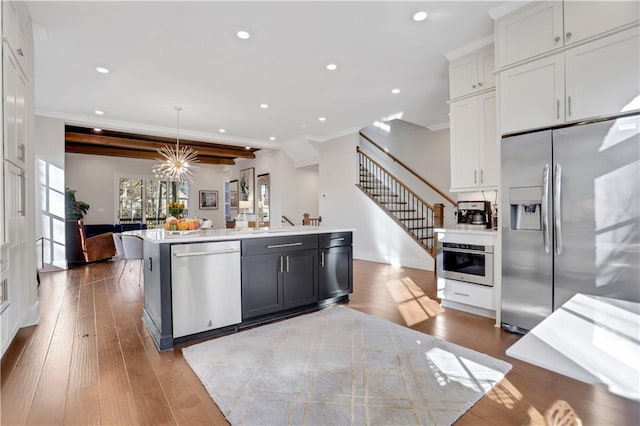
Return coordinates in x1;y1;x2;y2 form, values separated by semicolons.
230;149;319;226
318;132;435;270
65;153;228;227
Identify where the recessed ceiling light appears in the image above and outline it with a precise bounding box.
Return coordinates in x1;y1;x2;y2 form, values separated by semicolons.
413;11;428;22
391;88;401;94
245;146;251;150
326;63;337;71
94;110;104;115
269;136;276;141
318;117;326;122
237;30;250;40
96;66;109;74
219;128;226;133
260;103;269;109
93;128;102;132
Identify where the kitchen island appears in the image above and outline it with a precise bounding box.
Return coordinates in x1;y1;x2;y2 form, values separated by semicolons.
135;227;353;350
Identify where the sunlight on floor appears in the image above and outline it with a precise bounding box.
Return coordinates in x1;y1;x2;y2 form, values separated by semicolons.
385;276;444;326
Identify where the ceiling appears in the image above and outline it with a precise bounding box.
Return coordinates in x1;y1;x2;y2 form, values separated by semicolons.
27;1;504;152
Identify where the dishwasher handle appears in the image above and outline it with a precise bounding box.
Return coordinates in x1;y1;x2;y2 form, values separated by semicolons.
174;249;240;258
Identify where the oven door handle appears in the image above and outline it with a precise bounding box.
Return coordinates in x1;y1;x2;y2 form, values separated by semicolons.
442;248;492;255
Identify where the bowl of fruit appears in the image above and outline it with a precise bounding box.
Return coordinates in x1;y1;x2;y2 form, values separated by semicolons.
164;217;201;234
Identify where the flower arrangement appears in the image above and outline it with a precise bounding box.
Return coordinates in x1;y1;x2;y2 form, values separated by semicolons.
168;201;185;218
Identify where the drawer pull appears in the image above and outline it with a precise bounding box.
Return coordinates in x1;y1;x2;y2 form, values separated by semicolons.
331;237;345;242
174;249;240;257
267;242;303;249
453;292;470;297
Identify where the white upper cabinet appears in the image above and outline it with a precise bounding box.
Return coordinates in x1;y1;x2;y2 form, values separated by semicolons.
563;1;640;46
496;1;563;68
2;1;30;75
499;54;565;134
499;27;640;134
450;91;497;190
449;45;495;100
565;27;640;122
496;0;639;68
3;49;27;166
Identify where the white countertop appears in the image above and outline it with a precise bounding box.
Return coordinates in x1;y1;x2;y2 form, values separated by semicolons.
506;293;640;401
435;227;498;236
126;226;354;244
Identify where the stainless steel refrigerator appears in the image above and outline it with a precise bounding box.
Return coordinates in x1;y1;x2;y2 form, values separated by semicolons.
501;114;640;332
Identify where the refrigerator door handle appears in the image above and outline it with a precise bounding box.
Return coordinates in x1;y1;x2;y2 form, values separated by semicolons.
542;163;550;254
554;163;563;255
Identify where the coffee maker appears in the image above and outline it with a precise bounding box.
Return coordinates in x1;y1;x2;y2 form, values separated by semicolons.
456;201;492;229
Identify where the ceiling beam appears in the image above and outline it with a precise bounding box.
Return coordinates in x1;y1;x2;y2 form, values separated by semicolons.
65;132;255;159
65;143;236;165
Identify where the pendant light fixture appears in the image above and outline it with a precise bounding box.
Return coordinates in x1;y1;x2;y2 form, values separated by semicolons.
152;107;199;183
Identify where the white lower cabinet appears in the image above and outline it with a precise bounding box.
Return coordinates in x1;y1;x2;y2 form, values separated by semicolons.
450;91;497;190
439;279;493;311
499;27;640;134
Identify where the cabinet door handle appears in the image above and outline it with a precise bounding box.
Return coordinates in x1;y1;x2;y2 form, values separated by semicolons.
556;100;560;119
148;257;153;271
267;242;302;249
18;144;25;161
331;237;345;242
17;48;24;57
320;251;325;267
478;82;483;87
567;96;572;117
279;256;284;273
480;169;484;184
453;292;470;297
554;36;560;43
286;256;290;273
472;84;476;89
474;170;477;184
566;32;572;40
18;171;25;216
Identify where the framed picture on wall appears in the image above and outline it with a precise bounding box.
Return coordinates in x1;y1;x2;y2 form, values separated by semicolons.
199;190;218;210
239;167;255;214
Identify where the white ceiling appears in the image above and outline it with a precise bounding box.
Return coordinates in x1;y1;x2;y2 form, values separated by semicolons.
27;1;504;150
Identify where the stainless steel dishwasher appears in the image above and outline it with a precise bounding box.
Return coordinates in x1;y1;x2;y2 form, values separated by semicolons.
171;240;241;338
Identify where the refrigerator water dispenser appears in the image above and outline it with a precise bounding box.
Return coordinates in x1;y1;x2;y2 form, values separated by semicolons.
509;186;542;230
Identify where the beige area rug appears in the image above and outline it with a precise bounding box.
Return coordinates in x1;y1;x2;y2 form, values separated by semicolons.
183;306;511;425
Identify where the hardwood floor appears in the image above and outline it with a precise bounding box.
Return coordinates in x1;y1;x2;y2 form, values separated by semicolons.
1;259;638;425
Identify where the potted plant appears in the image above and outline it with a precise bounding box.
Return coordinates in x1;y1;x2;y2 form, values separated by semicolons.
65;187;90;220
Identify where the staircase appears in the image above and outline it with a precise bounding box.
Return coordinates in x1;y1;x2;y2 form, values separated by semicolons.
356;147;445;257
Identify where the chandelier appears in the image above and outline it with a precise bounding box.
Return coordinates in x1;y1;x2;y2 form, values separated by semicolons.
152;106;199;183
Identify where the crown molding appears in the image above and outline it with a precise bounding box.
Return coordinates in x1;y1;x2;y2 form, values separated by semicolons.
444;34;494;62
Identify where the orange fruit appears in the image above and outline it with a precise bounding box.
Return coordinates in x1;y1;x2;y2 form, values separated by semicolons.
187;221;196;230
178;221;189;231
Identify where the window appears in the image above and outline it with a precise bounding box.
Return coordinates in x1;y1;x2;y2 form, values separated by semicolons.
118;177;189;226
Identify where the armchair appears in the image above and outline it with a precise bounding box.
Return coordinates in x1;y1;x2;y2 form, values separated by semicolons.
66;220;116;267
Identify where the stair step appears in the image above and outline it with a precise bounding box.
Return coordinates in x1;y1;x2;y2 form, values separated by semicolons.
388;209;416;213
372;193;399;197
380;201;408;205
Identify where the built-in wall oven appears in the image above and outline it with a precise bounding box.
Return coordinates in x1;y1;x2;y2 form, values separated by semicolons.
440;243;494;287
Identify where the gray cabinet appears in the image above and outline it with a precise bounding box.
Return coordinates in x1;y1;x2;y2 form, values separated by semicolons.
241;235;319;320
319;232;353;299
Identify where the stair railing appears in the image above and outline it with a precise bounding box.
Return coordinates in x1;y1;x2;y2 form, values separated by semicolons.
359;131;456;207
356;147;444;257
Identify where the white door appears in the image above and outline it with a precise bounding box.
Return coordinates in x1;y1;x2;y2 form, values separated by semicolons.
563;1;640;45
499;53;565;134
496;1;563;67
565;27;640;122
450;97;480;189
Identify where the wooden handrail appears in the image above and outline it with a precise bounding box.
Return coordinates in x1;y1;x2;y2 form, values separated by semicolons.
357;147;439;212
359;132;456;206
281;215;295;226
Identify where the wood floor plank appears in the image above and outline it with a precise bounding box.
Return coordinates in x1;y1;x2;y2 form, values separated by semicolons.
25;366;68;425
100;391;141;426
63;383;101;426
